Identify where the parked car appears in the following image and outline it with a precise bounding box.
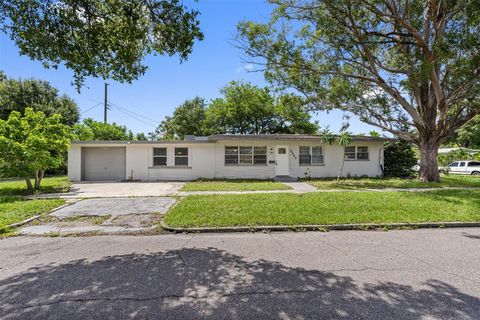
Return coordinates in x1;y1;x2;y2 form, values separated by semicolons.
439;160;480;175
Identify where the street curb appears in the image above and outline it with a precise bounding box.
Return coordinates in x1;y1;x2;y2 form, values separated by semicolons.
160;221;480;233
6;201;73;229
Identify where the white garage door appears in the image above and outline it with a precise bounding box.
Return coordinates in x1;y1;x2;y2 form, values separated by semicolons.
82;147;126;181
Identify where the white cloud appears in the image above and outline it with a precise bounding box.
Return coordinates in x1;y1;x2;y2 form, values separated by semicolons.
236;64;255;73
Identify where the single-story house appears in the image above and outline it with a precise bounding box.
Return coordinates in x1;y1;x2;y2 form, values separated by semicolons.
68;134;392;181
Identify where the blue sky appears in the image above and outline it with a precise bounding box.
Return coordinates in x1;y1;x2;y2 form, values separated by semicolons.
0;0;376;136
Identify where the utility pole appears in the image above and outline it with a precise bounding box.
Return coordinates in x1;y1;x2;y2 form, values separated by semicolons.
104;82;108;124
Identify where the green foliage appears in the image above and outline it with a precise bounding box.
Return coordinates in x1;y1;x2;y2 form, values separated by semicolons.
153;81;318;139
238;1;480;181
0;108;71;190
451;116;480;149
0;73;79;126
155;97;209;140
319;128;336;145
437;149;480;168
384;141;418;178
0;0;203;89
72;118;137;141
207;81;277;134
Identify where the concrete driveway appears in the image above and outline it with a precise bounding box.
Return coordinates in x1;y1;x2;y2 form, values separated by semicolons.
1;229;480;319
68;181;184;197
52;197;177;217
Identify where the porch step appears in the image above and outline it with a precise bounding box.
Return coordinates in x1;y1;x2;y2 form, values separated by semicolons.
273;175;298;182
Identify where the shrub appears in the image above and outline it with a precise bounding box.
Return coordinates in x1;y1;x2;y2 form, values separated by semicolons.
384;141;417;178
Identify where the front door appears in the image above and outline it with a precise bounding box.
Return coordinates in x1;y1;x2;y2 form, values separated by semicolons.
275;145;289;176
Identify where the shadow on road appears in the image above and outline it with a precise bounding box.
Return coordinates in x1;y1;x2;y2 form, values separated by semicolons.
1;247;479;319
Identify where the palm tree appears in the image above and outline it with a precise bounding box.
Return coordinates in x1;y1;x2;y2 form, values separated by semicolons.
319;128;336;145
337;131;353;182
369;130;380;138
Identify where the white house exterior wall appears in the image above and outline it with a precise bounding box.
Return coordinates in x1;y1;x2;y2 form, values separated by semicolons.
68;140;384;181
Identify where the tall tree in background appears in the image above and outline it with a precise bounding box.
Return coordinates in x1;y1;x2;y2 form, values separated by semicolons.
207;81;277;134
73;118;138;141
0;0;203;89
155;97;209;140
238;0;480;182
0;74;79;126
153;82;318;139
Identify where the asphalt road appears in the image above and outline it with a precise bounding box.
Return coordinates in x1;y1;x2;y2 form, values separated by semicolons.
1;229;480;319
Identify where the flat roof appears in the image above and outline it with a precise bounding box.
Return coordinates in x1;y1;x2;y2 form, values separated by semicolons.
72;134;395;145
208;134;395;142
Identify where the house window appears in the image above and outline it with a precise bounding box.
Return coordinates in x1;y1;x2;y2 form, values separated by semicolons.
240;146;253;164
175;147;188;166
345;146;369;160
225;146;239;165
299;146;324;165
225;146;267;165
153;148;167;166
254;146;267;164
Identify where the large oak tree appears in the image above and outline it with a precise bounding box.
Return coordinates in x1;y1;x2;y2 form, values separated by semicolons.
238;0;480;182
0;0;203;89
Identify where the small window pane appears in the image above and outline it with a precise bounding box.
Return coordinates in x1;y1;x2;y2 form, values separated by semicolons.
277;147;287;154
153;148;166;156
345;146;356;153
357;152;369;160
299;146;310;155
240;146;252;154
175;148;188;156
225;146;239;155
225;155;238;165
240;154;253;164
450;162;458;167
345;152;356;160
254;155;267;164
299;155;311;165
153;157;167;166
312;155;324;164
357;146;368;153
459;162;466;167
175;156;188;166
254;146;267;155
312;146;322;156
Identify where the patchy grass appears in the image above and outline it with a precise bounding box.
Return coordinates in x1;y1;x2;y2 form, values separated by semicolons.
164;190;480;228
0;197;65;230
0;176;70;196
181;179;291;192
307;175;480;190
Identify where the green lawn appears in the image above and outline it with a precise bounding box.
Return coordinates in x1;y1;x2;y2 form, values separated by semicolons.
308;175;480;190
0;197;65;229
181;179;291;192
0;176;70;196
164;190;480;228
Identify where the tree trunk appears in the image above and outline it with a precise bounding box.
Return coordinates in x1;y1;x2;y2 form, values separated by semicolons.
418;140;440;182
34;170;45;190
337;158;345;183
25;177;34;191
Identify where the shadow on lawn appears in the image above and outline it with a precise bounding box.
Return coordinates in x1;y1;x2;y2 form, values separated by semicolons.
1;247;479;320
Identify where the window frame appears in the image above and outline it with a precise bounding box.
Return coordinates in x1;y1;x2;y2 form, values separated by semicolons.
174;147;189;166
344;146;370;161
152;147;167;166
299;146;324;166
224;145;267;166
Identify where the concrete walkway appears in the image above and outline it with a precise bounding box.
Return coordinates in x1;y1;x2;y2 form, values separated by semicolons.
25;182;480;199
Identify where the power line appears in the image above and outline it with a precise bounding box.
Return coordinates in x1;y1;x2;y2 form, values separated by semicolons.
80;102;102;116
108;101;161;125
109;104;158;128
